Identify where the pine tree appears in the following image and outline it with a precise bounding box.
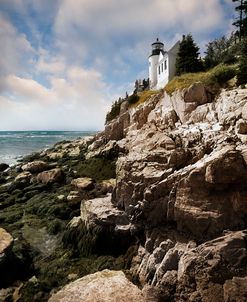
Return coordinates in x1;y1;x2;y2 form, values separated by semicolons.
204;35;237;69
175;34;202;75
232;0;247;41
237;39;247;85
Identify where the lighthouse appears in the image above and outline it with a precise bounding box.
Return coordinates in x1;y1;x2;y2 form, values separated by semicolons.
148;38;165;89
148;38;180;90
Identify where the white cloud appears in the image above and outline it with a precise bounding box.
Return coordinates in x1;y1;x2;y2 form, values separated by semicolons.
0;65;111;130
5;75;54;102
0;13;34;78
55;0;225;39
53;0;229;78
36;49;66;75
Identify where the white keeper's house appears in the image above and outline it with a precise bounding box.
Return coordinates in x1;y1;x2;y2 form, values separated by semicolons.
149;38;179;90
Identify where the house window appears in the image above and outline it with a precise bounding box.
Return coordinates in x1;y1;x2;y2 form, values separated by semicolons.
164;60;167;70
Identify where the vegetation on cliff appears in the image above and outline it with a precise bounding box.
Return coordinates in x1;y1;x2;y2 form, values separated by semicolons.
165;64;237;95
237;38;247;84
175;34;203;75
232;0;247;41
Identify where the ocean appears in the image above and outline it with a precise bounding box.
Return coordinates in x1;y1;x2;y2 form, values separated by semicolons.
0;131;97;165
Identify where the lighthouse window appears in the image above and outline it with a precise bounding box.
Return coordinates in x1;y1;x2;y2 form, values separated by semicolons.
161;63;164;72
158;66;160;74
164;60;167;70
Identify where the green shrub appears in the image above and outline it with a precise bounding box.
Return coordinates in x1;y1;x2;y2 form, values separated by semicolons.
209;64;236;84
127;93;140;105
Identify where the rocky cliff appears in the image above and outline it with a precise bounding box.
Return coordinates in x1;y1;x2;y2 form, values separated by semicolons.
77;83;247;301
1;83;247;301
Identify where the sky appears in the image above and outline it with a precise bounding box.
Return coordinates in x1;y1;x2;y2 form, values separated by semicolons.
0;0;236;131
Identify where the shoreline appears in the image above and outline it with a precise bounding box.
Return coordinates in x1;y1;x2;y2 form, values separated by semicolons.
0;131;97;166
0;133;120;301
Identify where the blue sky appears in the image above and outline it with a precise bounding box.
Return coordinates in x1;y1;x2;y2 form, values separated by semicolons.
0;0;235;130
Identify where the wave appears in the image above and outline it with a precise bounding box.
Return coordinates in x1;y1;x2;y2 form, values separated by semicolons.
0;131;97;165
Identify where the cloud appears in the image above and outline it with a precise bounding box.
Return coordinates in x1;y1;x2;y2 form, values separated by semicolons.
0;65;110;130
0;13;34;78
4;75;54;102
53;0;230;82
36;49;66;75
55;0;226;44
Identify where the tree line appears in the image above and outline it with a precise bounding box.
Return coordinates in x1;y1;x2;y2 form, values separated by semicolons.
175;0;247;85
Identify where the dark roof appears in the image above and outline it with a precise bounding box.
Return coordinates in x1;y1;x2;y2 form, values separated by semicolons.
149;49;166;57
151;38;164;46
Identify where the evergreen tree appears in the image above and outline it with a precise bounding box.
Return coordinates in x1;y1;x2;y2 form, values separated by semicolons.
237;39;247;85
175;34;202;75
204;35;237;69
134;79;139;93
232;0;247;41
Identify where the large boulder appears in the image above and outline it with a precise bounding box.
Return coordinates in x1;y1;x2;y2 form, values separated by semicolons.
177;230;247;301
174;147;247;239
80;195;133;255
71;177;94;191
36;168;64;184
21;161;49;173
48;270;145;302
0;228;13;255
184;82;211;105
14;171;32;184
81;194;129;229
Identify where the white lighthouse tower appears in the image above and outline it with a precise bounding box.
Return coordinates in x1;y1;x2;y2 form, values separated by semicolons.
148;38;180;90
148;38;165;89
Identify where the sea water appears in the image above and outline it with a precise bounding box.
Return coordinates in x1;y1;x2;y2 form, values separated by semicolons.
0;131;96;165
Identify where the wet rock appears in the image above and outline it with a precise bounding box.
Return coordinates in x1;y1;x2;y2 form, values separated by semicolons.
0;229;33;288
47;151;65;160
97;178;116;194
0;228;13;254
15;171;32;184
67;191;81;206
0;163;9;172
36;168;64;184
68;146;80;158
48;270;145;302
80;194;133;255
21;161;49;173
71;177;94;191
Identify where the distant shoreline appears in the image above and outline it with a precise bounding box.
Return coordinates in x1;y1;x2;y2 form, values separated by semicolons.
0;130;97;165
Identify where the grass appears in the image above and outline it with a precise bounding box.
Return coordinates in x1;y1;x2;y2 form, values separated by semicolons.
129;89;162;108
165;64;237;95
